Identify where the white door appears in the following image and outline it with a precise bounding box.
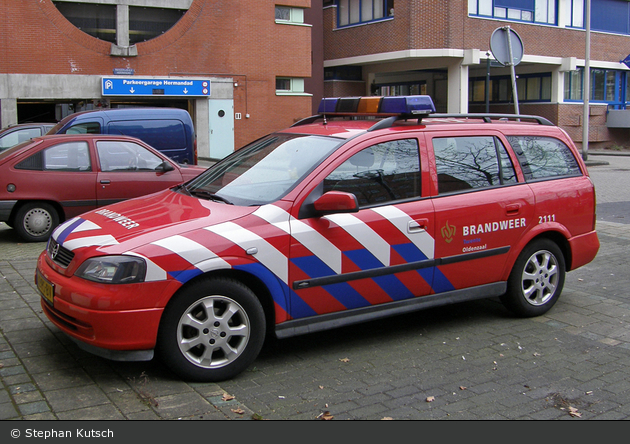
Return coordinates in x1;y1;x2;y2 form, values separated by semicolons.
208;99;234;160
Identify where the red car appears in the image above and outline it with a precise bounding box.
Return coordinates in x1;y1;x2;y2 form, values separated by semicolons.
0;134;205;242
36;96;599;382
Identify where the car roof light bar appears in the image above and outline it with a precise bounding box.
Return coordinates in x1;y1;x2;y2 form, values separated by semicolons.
316;95;437;117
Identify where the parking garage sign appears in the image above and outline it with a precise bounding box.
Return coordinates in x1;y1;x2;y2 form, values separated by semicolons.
102;77;210;97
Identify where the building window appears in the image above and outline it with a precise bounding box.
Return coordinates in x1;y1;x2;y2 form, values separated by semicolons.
374;82;426;96
469;73;551;103
564;68;628;108
129;7;186;44
276;77;306;95
52;0;189;47
53;2;117;44
337;0;394;27
565;0;584;27
275;6;304;24
468;0;556;25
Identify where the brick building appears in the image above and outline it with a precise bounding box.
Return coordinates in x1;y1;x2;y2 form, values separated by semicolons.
0;0;320;160
322;0;630;149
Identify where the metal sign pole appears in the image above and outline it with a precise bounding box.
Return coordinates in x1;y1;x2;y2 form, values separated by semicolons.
505;26;520;116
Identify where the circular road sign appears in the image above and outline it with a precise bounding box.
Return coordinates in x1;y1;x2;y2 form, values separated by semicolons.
490;27;524;66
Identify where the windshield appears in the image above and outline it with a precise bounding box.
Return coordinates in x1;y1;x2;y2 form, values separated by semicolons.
183;133;342;206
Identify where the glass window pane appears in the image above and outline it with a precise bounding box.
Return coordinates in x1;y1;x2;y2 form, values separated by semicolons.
350;0;361;23
433;136;501;193
276;6;291;21
44;142;91;171
526;77;541;100
479;0;493;15
362;0;373;21
324;139;421;206
339;0;349;26
606;71;617;101
507;136;581;180
592;69;605;101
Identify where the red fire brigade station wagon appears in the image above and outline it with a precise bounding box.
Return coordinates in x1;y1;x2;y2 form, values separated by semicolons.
35;96;600;381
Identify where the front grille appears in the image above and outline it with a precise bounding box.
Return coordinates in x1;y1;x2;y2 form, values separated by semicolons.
47;238;74;268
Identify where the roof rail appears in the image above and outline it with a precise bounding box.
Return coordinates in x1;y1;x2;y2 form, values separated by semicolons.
426;113;554;126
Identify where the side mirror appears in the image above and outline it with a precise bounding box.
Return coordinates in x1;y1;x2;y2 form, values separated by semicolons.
156;161;175;173
313;191;359;215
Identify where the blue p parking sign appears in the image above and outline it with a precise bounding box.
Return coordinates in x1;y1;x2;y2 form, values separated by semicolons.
102;78;210;97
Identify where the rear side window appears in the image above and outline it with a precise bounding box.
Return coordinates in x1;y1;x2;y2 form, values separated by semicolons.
507;136;581;180
432;136;517;194
16;141;91;171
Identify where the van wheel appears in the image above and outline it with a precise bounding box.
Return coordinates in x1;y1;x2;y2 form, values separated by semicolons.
14;202;59;242
501;239;565;317
157;277;266;382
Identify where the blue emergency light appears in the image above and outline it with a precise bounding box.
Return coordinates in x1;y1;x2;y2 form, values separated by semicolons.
317;95;436;116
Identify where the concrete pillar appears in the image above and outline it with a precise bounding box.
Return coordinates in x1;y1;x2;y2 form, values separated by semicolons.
447;62;469;113
0;98;18;128
117;5;130;48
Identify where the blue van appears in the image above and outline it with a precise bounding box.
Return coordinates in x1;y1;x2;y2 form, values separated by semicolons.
48;108;197;164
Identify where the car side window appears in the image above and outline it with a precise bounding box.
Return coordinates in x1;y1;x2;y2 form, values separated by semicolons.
15;141;91;171
66;122;101;134
323;139;421;207
432;136;517;194
506;136;581;181
97;140;164;172
0;128;41;149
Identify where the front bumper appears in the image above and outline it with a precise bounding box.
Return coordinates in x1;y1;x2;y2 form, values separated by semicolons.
36;252;166;358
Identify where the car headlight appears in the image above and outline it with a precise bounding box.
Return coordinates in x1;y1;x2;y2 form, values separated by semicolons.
75;256;146;284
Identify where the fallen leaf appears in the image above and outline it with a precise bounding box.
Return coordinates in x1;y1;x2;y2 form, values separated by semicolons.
381;417;394;420
340;357;350;363
426;396;435;402
568;406;582;418
231;408;245;415
319;385;324;389
222;393;235;401
317;411;334;420
459;386;467;390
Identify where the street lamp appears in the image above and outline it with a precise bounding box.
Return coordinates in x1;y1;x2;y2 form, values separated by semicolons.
582;0;591;161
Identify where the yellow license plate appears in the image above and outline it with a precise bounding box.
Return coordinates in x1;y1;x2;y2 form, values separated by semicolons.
37;270;55;306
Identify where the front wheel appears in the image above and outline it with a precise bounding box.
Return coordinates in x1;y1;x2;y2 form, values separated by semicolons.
501;239;565;317
157;277;266;382
14;202;59;242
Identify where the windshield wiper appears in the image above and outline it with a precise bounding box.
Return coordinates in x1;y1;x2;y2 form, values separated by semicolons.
189;189;233;205
173;183;192;196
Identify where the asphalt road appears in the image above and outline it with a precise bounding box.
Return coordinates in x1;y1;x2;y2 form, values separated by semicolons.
0;153;629;421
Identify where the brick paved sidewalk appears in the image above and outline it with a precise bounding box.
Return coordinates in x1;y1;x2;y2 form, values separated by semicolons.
1;220;630;420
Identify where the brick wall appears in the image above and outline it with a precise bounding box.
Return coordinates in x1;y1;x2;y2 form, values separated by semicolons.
0;0;314;148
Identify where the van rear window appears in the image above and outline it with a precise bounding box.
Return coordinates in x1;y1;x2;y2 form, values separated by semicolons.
108;120;186;152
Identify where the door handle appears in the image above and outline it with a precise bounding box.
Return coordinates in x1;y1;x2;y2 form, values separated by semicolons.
100;179;111;184
506;203;521;215
408;218;429;233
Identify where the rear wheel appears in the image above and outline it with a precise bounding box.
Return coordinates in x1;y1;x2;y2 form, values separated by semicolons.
14;202;59;242
501;239;565;317
157;277;266;382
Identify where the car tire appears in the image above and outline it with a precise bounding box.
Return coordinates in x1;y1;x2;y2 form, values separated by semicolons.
157;277;266;382
501;239;566;317
14;202;59;242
